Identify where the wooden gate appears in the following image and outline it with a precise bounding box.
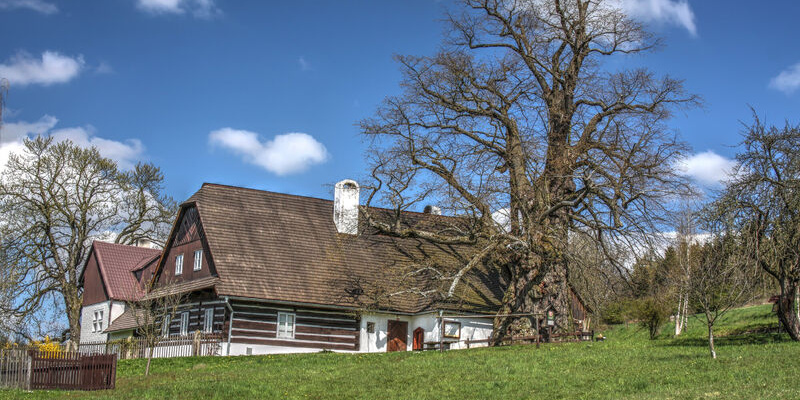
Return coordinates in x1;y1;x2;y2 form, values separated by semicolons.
29;351;116;390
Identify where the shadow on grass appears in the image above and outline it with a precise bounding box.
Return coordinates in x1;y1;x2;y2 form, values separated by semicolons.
661;331;791;348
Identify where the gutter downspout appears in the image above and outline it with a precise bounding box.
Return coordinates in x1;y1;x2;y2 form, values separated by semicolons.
223;296;234;356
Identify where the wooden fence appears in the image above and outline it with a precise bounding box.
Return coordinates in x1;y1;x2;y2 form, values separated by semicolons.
0;349;29;389
29;351;116;390
0;350;116;391
78;333;223;360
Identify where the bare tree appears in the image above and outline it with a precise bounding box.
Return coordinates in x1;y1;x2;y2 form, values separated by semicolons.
712;115;800;340
360;0;697;341
125;282;186;376
688;228;750;359
673;207;697;336
0;136;176;341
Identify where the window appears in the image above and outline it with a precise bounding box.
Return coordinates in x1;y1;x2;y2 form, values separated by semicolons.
443;320;461;339
162;315;171;337
175;254;184;275
193;250;202;271
92;309;104;333
204;308;214;333
277;312;295;339
180;312;189;336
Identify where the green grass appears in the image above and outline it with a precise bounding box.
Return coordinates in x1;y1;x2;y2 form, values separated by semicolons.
4;304;799;399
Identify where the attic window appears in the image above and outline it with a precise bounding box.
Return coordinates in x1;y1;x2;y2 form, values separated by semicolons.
175;254;184;275
193;250;202;271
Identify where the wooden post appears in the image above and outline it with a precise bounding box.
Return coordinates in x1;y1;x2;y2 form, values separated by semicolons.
438;312;444;353
535;314;540;349
25;352;32;391
193;331;201;356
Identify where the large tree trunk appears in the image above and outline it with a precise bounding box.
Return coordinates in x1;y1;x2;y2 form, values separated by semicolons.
63;289;82;343
490;249;571;345
776;280;800;340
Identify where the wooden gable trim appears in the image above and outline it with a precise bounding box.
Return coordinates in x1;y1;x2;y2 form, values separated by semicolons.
81;244;110;301
149;201;220;290
192;203;219;278
148;204;188;289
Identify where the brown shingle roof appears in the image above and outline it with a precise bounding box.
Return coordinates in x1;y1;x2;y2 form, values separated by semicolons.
142;277;220;301
183;183;504;314
104;309;147;333
92;241;161;301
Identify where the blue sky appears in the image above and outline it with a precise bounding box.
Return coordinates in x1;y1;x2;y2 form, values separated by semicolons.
0;0;798;204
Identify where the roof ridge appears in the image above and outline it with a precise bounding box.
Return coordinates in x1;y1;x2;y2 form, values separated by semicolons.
197;182;460;218
199;182;334;204
93;240;162;253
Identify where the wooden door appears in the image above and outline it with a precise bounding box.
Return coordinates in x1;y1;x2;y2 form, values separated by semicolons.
413;327;424;351
387;320;408;352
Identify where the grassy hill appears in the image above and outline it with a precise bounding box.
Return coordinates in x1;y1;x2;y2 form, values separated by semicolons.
4;304;799;399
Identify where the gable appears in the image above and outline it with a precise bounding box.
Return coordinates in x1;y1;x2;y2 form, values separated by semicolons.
82;249;109;306
154;205;217;288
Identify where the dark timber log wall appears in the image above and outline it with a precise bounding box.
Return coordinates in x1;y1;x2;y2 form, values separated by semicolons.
229;300;360;351
163;299;227;337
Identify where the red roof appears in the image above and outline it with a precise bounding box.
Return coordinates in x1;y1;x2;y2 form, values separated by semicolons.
92;241;161;301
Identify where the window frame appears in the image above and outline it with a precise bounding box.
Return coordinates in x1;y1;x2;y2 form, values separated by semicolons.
203;308;214;333
193;249;203;271
162;315;171;337
277;312;296;339
442;320;461;339
97;310;104;332
180;311;189;336
175;253;184;275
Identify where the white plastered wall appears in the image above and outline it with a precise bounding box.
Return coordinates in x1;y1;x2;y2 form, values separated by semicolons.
80;301;110;343
80;301;128;343
224;343;350;356
358;312;494;352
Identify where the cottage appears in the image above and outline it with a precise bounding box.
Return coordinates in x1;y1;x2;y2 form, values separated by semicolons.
78;241;161;343
79;180;588;355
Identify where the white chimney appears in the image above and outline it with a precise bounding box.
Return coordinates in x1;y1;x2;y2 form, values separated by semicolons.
423;205;442;215
334;179;360;235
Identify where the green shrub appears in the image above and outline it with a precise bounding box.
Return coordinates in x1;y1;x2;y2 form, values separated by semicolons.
631;297;672;339
600;302;629;325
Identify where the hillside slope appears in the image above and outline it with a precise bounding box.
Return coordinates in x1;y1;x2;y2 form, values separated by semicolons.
4;304;799;399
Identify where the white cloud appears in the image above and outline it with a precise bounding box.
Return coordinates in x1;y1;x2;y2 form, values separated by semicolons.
209;128;329;176
0;51;83;87
0;115;145;172
298;57;312;71
676;150;736;186
0;0;58;14
0;114;57;143
618;0;697;36
95;61;114;75
769;62;800;95
136;0;219;18
50;127;144;169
